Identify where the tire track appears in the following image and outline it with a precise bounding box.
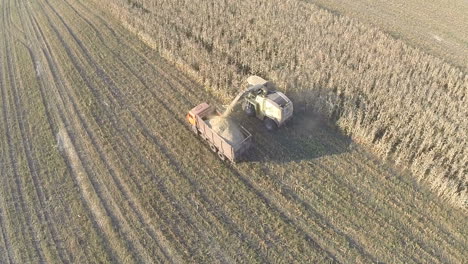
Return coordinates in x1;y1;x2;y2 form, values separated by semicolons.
0;168;13;264
29;15;190;264
26;7;156;264
12;12;105;263
318;113;462;260
25;11;160;264
0;78;31;264
5;0;144;262
44;55;130;263
23;39;115;264
29;6;186;264
34;26;176;264
64;0;200;108
8;39;66;264
27;2;192;262
7;2;76;263
0;21;15;264
18;3;136;263
0;0;46;261
300;119;462;242
0;209;12;264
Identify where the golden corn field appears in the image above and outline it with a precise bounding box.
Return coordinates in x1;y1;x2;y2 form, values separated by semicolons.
0;0;466;263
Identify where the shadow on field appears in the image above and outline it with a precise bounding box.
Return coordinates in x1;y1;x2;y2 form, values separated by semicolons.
237;108;352;163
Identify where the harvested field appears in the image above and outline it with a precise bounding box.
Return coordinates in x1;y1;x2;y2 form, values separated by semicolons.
0;0;466;263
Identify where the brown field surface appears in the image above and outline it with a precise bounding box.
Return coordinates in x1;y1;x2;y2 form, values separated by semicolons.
0;0;466;263
307;0;468;70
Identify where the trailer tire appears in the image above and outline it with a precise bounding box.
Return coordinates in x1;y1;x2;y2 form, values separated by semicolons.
264;118;278;131
217;151;226;161
209;143;217;152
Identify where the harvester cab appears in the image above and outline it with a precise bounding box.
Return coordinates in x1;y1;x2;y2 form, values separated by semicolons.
242;76;293;130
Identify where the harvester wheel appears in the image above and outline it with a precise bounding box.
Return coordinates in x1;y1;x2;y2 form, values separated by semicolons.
244;103;256;117
217;151;226;161
264;118;278;131
209;143;217;152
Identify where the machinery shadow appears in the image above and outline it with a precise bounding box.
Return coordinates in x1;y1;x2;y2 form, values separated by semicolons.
236;108;353;163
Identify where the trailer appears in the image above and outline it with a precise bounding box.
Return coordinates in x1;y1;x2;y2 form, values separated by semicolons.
186;102;252;162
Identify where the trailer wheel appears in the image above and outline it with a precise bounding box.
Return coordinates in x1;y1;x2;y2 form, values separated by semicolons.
264;118;278;131
217;151;226;161
191;125;198;135
209;143;217;152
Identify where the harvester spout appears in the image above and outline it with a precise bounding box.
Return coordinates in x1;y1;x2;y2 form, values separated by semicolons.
221;84;263;118
221;90;248;117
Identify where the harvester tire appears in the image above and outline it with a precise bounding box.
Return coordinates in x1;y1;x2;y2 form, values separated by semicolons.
264;118;278;131
244;103;256;117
